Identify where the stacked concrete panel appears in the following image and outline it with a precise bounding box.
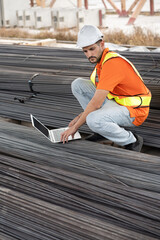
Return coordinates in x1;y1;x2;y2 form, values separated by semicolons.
77;8;106;30
0;0;29;27
0;0;106;29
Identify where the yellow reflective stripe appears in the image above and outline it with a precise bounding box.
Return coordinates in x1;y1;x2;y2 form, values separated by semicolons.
102;52;143;82
108;93;151;107
119;55;143;82
90;67;97;85
115;96;151;106
90;52;143;85
102;52;120;64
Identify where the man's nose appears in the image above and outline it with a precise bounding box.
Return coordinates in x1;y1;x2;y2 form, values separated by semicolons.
87;51;92;58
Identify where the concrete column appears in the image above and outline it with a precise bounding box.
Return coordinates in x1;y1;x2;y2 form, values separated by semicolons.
120;0;128;17
49;0;56;8
0;0;4;26
99;9;102;26
101;0;107;9
77;0;82;8
30;0;34;7
84;0;88;9
127;0;139;14
150;0;154;15
106;0;121;15
127;0;147;25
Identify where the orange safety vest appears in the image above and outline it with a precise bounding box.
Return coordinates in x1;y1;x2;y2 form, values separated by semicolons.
90;52;151;109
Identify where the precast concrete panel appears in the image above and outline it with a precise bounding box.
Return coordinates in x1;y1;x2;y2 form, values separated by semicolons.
2;0;30;26
24;9;35;28
56;8;77;29
51;10;58;29
0;0;4;26
16;10;24;27
77;9;106;30
35;8;52;29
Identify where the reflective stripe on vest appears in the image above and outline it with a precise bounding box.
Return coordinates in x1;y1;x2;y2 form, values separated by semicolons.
90;52;151;108
107;92;151;108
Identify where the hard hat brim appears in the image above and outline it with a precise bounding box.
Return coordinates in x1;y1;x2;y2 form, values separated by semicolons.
77;36;103;48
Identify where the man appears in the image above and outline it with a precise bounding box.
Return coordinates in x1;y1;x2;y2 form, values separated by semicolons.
61;25;151;151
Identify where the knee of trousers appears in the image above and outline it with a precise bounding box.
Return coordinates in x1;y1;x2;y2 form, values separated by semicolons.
71;78;84;96
86;111;114;133
86;111;100;132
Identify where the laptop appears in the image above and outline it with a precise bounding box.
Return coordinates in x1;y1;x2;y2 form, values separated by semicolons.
30;114;81;143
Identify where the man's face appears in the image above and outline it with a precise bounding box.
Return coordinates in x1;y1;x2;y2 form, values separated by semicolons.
82;41;104;64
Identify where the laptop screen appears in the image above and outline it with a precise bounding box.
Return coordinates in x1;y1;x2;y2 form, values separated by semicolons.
31;115;50;138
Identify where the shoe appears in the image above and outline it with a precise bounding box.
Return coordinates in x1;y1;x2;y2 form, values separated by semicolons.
85;133;105;142
125;134;143;152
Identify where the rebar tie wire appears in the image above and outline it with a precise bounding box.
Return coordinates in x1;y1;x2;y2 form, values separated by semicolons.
14;73;40;103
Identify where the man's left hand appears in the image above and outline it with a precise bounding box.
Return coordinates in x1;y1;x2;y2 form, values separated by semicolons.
61;126;77;144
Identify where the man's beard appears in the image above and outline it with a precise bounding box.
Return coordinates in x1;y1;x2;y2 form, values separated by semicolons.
88;54;102;64
88;56;98;63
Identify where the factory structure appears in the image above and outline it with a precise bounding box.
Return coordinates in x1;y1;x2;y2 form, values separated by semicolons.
0;0;106;29
0;0;157;29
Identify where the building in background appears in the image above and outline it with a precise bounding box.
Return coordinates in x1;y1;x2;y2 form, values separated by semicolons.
0;0;159;29
0;0;106;29
0;0;30;27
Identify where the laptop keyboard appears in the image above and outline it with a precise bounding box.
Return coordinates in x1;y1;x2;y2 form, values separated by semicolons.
53;128;68;142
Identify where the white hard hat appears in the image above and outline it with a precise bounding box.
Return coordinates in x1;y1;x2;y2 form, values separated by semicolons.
77;25;103;48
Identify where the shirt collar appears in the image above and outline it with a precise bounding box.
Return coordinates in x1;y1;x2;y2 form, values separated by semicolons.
97;48;109;68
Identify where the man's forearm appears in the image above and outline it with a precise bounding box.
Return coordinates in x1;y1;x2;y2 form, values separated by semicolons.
61;89;108;143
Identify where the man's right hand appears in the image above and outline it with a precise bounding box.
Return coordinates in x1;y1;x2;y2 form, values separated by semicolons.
68;113;82;127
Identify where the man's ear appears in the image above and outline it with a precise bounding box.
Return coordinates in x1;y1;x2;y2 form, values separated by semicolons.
100;40;105;48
